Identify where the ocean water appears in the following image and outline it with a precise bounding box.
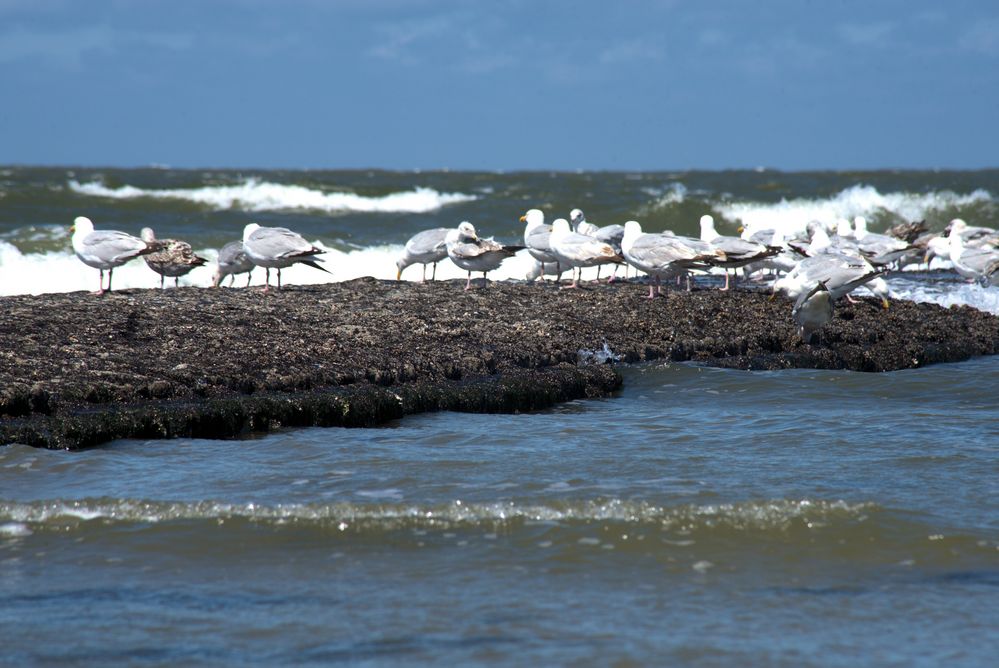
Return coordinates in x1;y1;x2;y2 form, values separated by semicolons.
2;167;999;665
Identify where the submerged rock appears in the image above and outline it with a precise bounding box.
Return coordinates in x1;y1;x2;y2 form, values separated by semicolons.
1;278;997;449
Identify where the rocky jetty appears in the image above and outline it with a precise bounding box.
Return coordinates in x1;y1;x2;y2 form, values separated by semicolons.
2;278;998;449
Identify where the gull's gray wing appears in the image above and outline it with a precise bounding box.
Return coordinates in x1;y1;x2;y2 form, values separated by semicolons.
406;228;450;256
82;230;149;263
248;227;317;259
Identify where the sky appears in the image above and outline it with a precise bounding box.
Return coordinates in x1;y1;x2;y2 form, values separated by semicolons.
1;0;997;171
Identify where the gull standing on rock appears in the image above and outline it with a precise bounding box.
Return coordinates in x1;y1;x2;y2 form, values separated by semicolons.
242;223;330;292
793;281;834;344
699;215;780;290
70;216;160;295
773;253;889;307
549;218;623;289
446;221;522;290
396;227;450;281
140;227;208;288
622;221;724;298
521;209;559;281
946;220;999;285
213;240;255;287
572;208;626;282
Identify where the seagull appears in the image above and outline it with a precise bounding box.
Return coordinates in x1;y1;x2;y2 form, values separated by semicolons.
947;220;999;285
773;253;889;307
852;217;920;266
943;218;999;246
570;208;599;237
70;216;159;295
520;209;559;281
699;215;781;290
571;208;626;281
139;227;208;288
396;227;449;281
212;240;255;287
793;281;834;344
446;221;522;290
242;223;330;292
622;220;724;298
548;218;623;289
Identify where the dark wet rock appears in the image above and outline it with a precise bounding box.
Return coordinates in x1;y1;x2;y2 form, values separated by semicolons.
2;278;997;449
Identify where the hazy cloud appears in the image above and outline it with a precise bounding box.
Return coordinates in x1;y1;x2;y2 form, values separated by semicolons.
960;18;999;56
598;39;664;65
0;23;192;68
837;21;895;47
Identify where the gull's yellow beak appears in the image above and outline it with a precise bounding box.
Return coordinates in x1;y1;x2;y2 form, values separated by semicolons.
519;215;527;223
881;297;890;310
69;224;75;233
396;268;402;281
737;226;744;234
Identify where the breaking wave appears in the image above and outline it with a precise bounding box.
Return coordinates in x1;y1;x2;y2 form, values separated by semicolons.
67;178;477;214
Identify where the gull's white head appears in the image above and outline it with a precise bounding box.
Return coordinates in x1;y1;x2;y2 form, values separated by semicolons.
570;208;584;225
243;223;261;241
853;216;869;238
699;215;718;242
622;220;643;253
71;216;94;236
520;208;545;232
809;222;832;252
140;227;156;243
551;218;571;236
456;221;478;240
948;218;968;237
836;218;853;238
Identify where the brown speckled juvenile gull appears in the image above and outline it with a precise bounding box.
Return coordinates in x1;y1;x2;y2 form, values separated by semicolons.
140;227;208;288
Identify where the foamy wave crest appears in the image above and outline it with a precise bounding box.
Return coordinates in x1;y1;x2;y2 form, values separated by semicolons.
68;178;476;214
0;498;875;532
717;185;993;237
889;276;999;315
639;182;687;212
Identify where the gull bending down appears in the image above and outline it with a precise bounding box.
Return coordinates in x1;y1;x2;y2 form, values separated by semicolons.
396;227;450;281
793;281;834;344
446;221;522;290
71;216;160;295
242;223;330;292
213;241;254;287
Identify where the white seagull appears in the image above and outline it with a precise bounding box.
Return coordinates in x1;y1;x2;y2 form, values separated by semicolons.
548;218;623;289
70;216;159;295
213;240;255;287
396;228;450;281
521;209;559;281
242;223;330;292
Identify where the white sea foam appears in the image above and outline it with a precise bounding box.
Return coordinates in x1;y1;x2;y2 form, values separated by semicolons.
0;239;554;295
889;277;999;315
68;178;476;214
716;184;993;237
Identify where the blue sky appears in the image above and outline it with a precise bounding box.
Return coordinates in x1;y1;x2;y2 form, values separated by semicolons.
1;0;997;170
